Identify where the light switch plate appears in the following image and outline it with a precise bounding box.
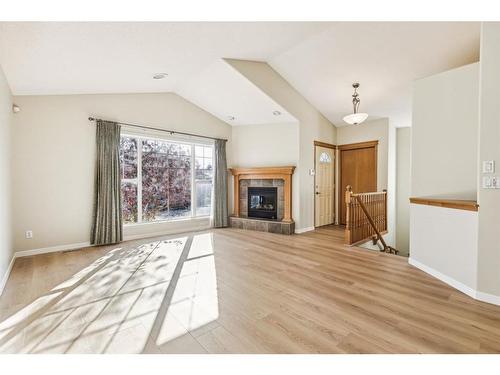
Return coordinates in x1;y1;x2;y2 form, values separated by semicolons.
483;160;495;173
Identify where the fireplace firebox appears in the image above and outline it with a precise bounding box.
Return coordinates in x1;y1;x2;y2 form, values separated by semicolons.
248;187;278;219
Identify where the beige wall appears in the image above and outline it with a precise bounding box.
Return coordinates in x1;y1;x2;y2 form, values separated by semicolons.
231;123;299;168
230;122;300;220
0;65;12;289
336;118;396;247
396;127;411;256
226;59;337;231
411;63;479;199
477;22;500;300
11;93;232;252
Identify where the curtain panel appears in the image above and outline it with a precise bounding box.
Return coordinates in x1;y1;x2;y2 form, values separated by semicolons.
90;120;123;245
213;139;228;228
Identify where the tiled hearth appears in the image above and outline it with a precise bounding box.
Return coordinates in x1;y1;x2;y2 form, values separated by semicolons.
229;166;295;235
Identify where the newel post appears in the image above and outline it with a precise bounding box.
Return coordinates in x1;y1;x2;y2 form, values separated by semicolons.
345;185;353;244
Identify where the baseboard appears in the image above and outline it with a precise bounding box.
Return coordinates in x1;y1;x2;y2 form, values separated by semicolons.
475;290;500;306
408;257;500;306
15;241;91;258
295;226;315;234
12;223;213;259
123;224;212;241
0;255;16;296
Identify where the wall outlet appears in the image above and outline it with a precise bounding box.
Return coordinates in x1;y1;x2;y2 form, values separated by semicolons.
493;176;500;189
483;160;495;173
25;230;33;239
482;176;500;189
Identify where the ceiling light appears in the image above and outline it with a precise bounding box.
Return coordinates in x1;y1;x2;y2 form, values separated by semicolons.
152;73;168;80
273;110;281;116
227;116;235;121
343;83;368;125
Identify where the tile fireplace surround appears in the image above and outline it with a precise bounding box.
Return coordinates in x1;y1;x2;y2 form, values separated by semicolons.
229;166;295;235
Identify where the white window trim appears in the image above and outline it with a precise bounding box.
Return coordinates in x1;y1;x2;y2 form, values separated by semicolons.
121;131;214;227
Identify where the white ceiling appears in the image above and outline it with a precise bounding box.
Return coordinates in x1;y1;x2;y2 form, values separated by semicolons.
177;59;296;126
0;22;480;127
269;22;480;127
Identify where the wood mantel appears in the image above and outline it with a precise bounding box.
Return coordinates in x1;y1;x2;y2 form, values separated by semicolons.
230;166;295;222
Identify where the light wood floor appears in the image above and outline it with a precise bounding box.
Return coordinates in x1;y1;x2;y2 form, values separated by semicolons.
1;225;500;353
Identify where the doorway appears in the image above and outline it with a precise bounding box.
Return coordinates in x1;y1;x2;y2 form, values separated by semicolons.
314;141;335;227
338;140;378;225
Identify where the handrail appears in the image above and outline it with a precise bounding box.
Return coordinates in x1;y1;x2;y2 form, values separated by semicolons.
345;185;397;254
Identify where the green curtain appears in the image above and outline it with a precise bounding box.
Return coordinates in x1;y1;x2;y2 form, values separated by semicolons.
213;139;228;228
90;120;123;245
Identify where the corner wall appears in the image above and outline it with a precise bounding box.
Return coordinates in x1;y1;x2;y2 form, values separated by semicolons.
396;127;411;255
476;22;500;302
0;65;13;292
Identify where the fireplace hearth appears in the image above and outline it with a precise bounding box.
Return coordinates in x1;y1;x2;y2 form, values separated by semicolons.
248;187;277;219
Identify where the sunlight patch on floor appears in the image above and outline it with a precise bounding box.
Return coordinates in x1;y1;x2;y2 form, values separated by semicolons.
0;233;219;354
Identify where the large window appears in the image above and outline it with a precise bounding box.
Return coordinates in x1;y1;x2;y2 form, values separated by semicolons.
120;134;213;225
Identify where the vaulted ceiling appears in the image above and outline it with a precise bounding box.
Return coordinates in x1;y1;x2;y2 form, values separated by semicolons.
0;22;480;127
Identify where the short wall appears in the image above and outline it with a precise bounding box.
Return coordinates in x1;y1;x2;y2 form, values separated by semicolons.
409;203;479;299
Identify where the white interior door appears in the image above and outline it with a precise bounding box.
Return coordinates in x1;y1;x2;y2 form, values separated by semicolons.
315;145;335;227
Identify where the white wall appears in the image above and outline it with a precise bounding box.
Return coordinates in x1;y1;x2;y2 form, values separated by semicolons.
476;22;500;301
226;59;337;231
409;204;478;295
411;63;479;199
336;118;396;246
0;65;13;291
396;127;411;255
11;93;232;253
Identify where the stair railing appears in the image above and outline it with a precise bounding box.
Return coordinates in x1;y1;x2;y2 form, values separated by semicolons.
345;185;398;254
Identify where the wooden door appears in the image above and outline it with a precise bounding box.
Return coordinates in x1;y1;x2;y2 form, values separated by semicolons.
314;145;335;227
339;141;378;225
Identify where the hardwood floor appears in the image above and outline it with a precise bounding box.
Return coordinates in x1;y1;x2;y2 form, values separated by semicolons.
1;225;500;353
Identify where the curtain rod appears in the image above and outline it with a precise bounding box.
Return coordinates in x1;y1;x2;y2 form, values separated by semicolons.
88;117;227;142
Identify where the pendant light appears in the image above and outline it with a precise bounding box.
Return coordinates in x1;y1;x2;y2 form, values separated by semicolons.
343;83;368;125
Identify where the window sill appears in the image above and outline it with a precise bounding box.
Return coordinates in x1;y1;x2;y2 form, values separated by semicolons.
124;215;211;228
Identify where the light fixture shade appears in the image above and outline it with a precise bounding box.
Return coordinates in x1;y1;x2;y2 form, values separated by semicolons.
343;112;368;125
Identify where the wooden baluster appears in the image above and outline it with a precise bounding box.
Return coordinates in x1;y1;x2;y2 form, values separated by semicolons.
345;185;353;244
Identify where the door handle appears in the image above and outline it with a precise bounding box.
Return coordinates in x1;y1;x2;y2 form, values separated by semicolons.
315;192;320;195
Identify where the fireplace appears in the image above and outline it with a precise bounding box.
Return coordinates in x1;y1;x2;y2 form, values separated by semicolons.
248;187;278;219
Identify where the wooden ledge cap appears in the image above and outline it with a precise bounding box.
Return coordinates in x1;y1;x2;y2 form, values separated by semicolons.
409;197;479;212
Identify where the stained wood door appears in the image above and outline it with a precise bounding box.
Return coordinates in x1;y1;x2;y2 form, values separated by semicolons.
339;142;377;225
314;145;335;227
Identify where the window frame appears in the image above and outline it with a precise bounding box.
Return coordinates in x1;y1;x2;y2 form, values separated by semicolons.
121;131;214;226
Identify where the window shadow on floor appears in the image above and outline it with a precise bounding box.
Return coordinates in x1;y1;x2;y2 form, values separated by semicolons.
0;232;219;354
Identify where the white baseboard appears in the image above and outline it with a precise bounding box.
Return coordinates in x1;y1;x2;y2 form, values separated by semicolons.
123;225;211;241
408;257;500;306
15;241;91;258
408;258;477;299
475;290;500;306
1;224;212;296
295;226;315;234
0;255;16;296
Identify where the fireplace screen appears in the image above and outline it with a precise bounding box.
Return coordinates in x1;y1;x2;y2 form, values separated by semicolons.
248;187;278;219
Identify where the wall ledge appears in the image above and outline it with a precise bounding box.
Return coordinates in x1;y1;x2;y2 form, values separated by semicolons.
410;197;479;211
409;257;500;306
